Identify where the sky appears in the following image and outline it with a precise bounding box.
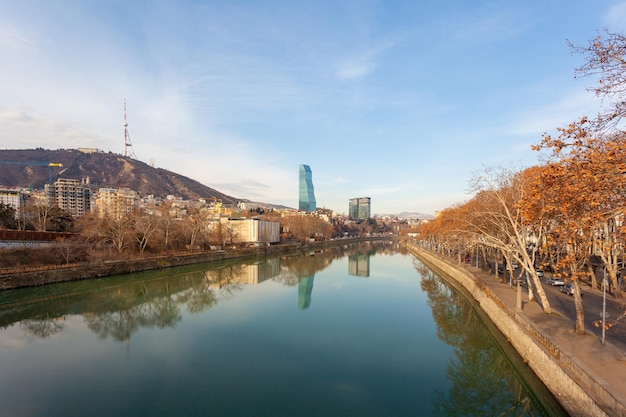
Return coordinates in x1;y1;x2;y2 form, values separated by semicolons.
1;1;625;216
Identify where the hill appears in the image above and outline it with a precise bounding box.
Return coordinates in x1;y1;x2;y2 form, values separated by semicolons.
0;148;240;205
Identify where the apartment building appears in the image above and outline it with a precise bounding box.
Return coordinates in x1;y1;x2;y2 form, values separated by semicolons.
45;178;91;217
93;187;140;218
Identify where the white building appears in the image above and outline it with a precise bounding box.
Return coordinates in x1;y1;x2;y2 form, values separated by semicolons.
0;187;24;217
216;218;280;245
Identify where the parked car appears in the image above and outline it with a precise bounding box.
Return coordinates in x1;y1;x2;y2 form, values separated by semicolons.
561;283;583;296
535;269;544;278
546;277;564;286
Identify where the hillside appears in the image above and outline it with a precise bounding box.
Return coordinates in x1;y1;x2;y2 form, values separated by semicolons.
0;148;240;205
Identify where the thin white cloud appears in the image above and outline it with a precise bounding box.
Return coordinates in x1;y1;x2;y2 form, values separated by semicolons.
604;2;626;30
447;5;531;44
507;89;602;137
335;40;396;80
0;24;38;51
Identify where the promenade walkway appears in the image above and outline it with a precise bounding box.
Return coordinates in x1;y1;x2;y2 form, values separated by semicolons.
411;246;626;417
477;267;626;412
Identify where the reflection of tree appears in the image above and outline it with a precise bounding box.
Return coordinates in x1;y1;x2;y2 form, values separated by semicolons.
418;265;546;416
8;241;401;342
20;317;64;338
176;275;219;314
84;287;182;342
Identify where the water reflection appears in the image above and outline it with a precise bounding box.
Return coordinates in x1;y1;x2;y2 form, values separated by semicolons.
0;241;398;340
298;275;314;309
0;241;566;416
348;254;370;277
415;259;566;416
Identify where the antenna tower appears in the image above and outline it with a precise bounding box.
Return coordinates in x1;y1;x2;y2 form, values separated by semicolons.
123;99;137;159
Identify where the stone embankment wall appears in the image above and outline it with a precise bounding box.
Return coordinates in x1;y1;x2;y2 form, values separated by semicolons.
407;244;615;417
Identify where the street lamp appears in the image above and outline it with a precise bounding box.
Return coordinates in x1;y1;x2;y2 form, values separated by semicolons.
602;268;607;346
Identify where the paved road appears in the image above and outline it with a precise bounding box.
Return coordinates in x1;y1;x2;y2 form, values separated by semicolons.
491;261;626;353
541;277;626;353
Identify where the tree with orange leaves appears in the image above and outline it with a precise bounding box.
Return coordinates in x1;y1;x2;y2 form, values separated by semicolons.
534;118;626;301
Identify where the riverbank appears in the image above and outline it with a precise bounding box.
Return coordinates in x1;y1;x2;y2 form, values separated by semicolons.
408;243;626;417
0;237;383;291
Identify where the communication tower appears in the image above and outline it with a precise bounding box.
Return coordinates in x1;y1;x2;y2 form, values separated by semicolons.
123;100;138;159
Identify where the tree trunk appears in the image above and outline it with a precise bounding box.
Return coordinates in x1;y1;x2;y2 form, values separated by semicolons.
587;263;598;290
607;267;623;298
573;279;585;334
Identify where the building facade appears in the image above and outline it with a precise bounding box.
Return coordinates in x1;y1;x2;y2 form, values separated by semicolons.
45;178;91;217
93;187;140;218
218;218;280;245
349;197;371;221
298;164;316;212
0;187;24;217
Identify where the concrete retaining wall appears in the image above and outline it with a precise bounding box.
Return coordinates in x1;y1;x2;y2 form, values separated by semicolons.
408;244;612;417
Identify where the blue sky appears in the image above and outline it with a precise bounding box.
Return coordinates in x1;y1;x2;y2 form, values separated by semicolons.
1;1;624;215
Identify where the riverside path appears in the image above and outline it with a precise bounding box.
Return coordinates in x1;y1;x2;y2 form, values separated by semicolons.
409;244;626;417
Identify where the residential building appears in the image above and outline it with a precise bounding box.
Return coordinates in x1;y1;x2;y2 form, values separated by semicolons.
299;164;316;212
349;197;371;221
45;178;91;217
93;187;140;218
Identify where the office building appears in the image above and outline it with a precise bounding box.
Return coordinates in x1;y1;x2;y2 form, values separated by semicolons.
349;197;371;221
299;164;316;212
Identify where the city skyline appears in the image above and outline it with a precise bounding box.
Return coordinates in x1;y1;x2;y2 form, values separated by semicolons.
1;1;624;214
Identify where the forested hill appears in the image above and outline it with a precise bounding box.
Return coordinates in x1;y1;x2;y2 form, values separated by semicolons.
0;148;240;204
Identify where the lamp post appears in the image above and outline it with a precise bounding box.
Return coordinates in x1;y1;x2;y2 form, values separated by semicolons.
602;268;607;346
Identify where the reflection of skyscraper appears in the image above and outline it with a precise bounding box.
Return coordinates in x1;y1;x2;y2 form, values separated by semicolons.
299;164;316;212
349;197;371;221
298;275;315;309
348;254;370;277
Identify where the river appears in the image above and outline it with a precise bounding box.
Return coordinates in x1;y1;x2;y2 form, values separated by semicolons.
0;240;566;416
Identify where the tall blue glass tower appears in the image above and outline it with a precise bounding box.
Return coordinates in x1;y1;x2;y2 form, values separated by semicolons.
299;164;316;212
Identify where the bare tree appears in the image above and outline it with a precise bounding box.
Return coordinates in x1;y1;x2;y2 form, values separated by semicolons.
468;166;552;313
133;211;159;256
570;30;626;130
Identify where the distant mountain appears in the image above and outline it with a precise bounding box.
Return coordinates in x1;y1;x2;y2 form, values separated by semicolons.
380;211;435;220
0;148;240;205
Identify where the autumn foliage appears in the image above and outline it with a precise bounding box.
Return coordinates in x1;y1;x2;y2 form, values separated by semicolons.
417;30;626;335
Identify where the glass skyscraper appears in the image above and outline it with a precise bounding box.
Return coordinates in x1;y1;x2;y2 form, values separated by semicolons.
299;164;316;212
349;197;371;220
